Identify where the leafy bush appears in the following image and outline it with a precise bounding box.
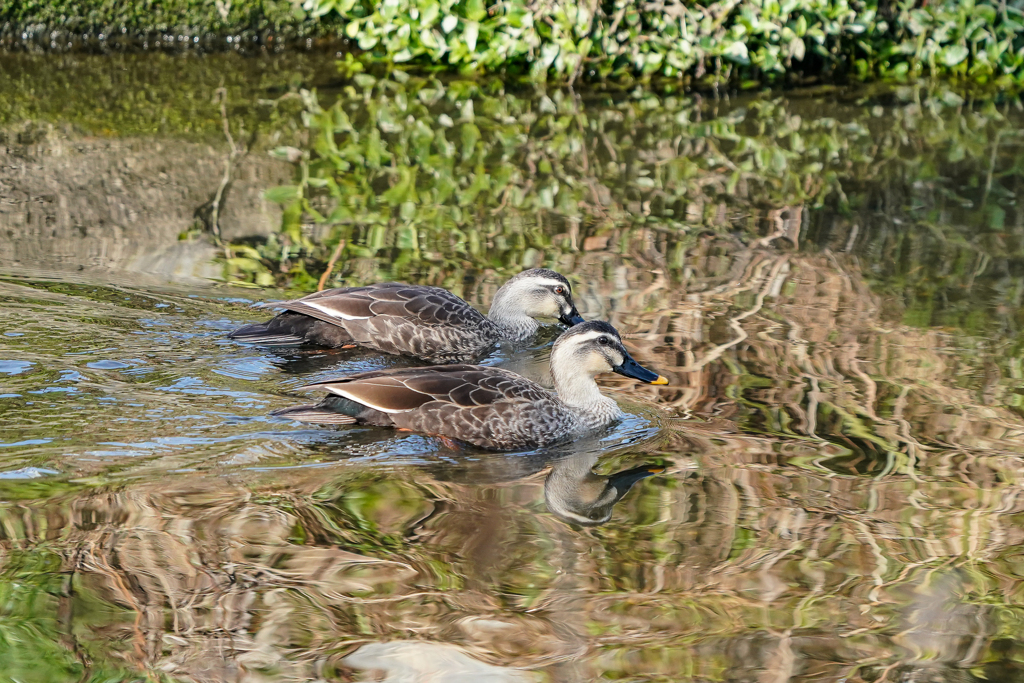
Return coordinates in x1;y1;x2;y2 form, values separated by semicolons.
4;0;1022;85
311;0;1024;84
0;0;315;40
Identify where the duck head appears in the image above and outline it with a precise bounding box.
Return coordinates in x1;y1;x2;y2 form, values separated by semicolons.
550;320;668;386
548;320;667;429
488;269;585;338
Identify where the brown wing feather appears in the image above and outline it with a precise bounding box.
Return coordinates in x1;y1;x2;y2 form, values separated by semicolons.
272;283;485;327
293;364;576;449
368;286;487;327
249;284;499;361
270;289;376;323
303;365;552;413
330;377;436;413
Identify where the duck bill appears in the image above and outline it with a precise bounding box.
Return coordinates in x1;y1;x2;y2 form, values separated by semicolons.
613;354;669;385
559;306;585;326
609;464;666;496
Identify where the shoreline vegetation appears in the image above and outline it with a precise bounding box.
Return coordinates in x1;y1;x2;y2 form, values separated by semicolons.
2;1;1023;86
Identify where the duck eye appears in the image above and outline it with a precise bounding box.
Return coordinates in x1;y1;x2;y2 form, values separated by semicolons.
554;286;565;296
597;337;610;345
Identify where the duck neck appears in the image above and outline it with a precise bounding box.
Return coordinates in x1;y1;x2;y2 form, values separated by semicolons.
487;289;540;341
550;363;622;429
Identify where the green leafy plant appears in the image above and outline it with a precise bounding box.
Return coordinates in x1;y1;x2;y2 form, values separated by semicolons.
306;0;1024;84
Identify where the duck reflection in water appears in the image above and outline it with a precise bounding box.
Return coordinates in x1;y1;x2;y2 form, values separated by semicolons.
544;451;664;526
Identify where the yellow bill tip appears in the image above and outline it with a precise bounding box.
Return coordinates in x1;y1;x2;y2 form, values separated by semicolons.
651;375;669;385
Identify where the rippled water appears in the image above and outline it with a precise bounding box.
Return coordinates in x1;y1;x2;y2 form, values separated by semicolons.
2;52;1024;683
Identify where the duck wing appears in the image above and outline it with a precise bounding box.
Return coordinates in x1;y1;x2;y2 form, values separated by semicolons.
260;284;497;361
301;364;551;413
264;283;484;328
298;365;572;450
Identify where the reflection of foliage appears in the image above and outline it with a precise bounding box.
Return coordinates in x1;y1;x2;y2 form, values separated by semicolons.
235;74;827;287
235;75;1023;335
0;548;151;683
0;51;321;139
227;77;1024;467
4;227;1024;681
2;453;1024;681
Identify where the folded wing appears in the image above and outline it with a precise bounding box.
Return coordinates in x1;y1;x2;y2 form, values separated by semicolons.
249;283;498;361
302;365;551;414
266;283;485;328
284;365;573;449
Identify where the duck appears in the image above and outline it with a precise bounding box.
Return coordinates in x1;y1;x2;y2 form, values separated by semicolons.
228;268;585;364
272;321;668;450
544;453;665;526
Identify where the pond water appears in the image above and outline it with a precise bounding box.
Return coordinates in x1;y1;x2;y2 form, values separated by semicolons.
1;52;1024;683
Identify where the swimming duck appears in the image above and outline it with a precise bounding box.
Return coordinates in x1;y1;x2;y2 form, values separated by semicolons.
545;452;664;526
272;321;668;450
228;268;585;364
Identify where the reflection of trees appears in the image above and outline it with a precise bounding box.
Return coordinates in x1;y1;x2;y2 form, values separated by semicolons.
216;76;1024;474
242;79;1023;335
5;205;1024;679
585;243;1024;471
2;430;1023;683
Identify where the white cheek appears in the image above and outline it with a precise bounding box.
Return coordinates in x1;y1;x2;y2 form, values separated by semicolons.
530;295;560;317
586;353;613;374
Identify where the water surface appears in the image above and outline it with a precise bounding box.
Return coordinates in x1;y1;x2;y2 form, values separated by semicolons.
1;52;1023;683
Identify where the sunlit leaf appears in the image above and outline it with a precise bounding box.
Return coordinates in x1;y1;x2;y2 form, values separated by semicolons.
264;185;302;203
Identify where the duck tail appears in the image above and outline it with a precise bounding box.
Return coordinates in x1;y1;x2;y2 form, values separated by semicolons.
271;403;358;424
228;322;306;346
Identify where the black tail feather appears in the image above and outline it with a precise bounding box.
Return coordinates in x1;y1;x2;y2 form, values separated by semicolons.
228;312;354;347
228;323;306;345
271;404;358;424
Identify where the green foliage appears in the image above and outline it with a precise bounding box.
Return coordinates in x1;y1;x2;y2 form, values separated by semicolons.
4;0;1022;85
310;0;1024;84
0;0;316;38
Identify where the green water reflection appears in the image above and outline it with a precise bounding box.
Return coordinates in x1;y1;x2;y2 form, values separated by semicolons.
1;52;1024;682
